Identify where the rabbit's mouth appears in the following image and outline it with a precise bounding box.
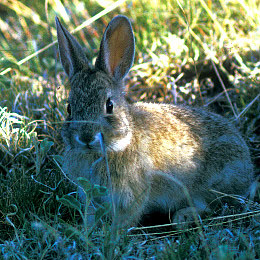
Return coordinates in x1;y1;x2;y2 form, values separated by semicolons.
74;132;107;153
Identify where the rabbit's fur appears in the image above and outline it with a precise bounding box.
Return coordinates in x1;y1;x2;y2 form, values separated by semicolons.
56;15;254;226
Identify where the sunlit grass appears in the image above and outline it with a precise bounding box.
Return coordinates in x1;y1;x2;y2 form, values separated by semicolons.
0;0;259;258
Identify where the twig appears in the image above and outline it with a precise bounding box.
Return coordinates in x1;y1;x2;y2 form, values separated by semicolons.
236;93;260;120
97;133;116;218
204;88;234;107
211;60;238;118
132;209;260;242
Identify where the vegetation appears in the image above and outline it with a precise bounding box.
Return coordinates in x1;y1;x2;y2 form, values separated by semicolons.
0;0;259;258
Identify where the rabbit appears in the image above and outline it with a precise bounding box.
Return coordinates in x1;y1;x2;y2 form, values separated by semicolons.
55;15;254;227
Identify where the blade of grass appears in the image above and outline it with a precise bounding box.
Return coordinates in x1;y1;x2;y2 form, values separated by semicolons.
198;0;227;37
236;93;260;120
211;60;238;119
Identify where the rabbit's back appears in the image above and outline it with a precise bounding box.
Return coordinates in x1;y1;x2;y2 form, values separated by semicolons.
130;102;253;194
121;102;253;220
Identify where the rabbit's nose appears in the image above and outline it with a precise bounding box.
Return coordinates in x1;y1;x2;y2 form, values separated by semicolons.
89;132;104;148
75;133;92;147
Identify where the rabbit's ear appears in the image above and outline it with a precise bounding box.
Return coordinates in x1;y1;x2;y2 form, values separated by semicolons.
95;15;135;82
55;16;90;79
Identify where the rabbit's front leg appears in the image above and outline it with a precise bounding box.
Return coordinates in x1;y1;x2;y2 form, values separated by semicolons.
111;186;151;227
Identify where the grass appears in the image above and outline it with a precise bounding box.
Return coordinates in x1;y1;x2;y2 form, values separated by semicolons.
0;0;259;258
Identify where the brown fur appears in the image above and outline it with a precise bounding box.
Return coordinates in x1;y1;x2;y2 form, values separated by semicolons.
56;15;254;227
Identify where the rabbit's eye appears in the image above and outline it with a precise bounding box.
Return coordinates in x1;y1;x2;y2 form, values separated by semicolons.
106;98;113;114
67;103;71;115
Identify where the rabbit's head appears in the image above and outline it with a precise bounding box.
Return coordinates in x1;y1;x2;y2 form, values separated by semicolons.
56;15;135;153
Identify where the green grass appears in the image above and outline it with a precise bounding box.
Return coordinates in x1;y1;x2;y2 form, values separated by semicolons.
0;0;259;258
